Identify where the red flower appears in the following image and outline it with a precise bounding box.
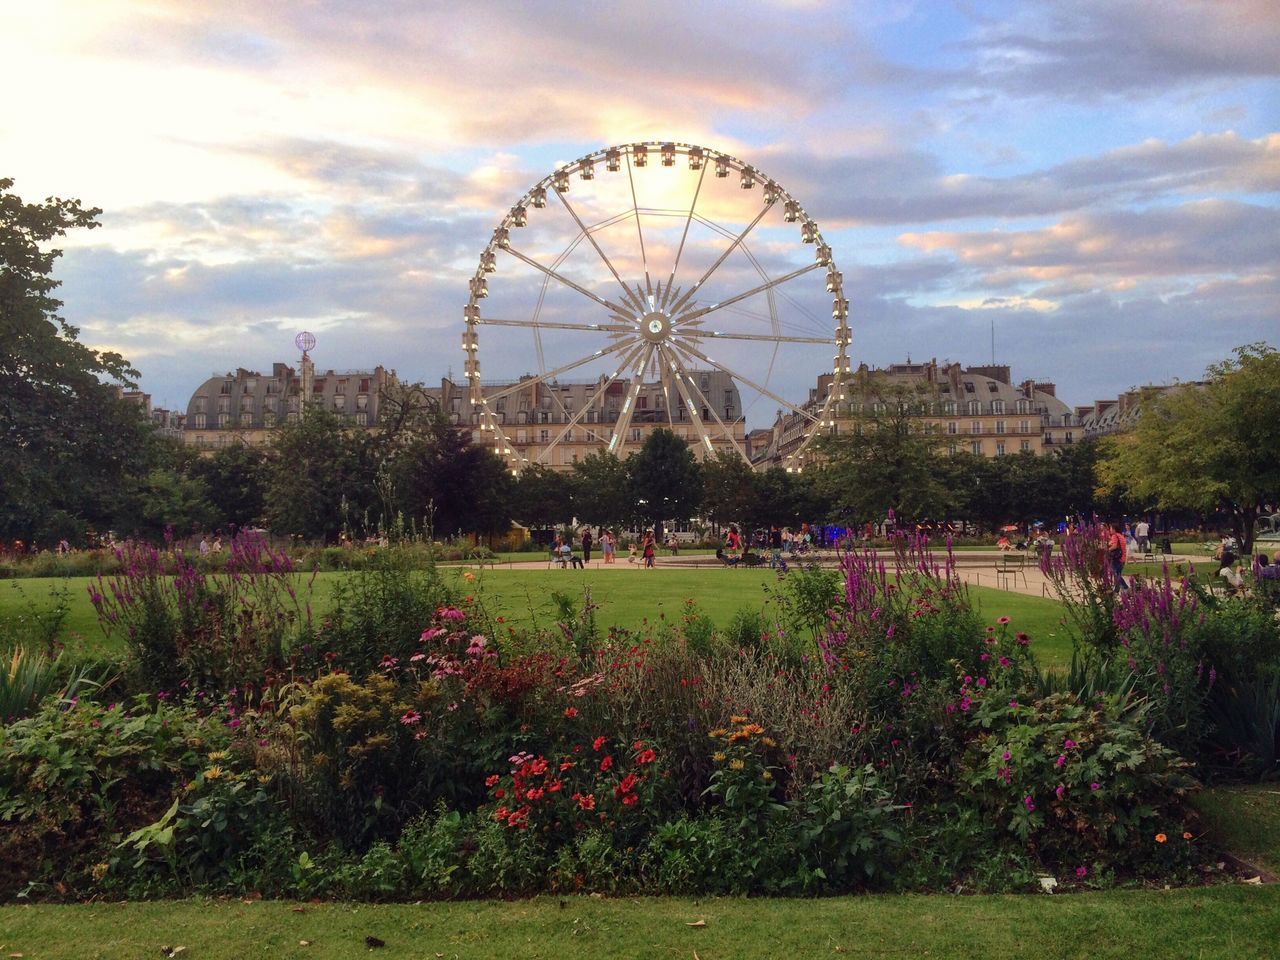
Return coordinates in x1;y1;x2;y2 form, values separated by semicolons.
485;774;500;787
559;760;575;772
592;735;608;752
493;788;505;799
621;793;638;806
636;749;656;765
599;755;614;772
564;707;578;718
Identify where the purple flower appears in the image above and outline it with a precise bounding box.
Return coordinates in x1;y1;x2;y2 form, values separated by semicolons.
1063;739;1077;750
1002;751;1012;761
1090;782;1101;791
1023;795;1035;812
1076;866;1087;878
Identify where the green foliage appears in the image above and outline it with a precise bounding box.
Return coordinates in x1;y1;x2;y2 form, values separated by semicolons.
627;428;703;536
1098;343;1280;555
0;695;228;898
511;464;575;529
792;763;902;892
0;646;109;725
570;451;635;531
961;692;1200;874
265;406;375;543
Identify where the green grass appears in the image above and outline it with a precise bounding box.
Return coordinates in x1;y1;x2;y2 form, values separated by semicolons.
2;887;1278;959
1193;784;1280;876
1;568;1074;668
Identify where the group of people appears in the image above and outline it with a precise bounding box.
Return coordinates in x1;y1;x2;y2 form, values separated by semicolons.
550;529;660;569
1214;536;1280;596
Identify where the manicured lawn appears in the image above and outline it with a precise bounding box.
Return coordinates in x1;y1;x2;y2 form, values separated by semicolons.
2;568;1074;667
1193;784;1280;876
2;887;1277;959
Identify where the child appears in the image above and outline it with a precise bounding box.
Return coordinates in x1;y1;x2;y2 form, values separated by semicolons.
627;542;637;564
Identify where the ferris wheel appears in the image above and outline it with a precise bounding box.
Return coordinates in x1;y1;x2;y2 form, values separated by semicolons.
461;141;851;472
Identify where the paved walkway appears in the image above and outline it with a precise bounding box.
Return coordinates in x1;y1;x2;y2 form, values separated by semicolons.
468;548;1196;601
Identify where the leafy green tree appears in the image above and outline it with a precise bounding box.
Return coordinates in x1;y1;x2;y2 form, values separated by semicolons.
571;451;634;531
510;464;574;529
627;428;703;542
814;385;953;527
265;407;375;542
700;450;755;531
111;468;217;540
1097;343;1280;555
0;177;157;544
189;442;269;531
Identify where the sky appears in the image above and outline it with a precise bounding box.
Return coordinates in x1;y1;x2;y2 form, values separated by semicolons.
3;0;1277;425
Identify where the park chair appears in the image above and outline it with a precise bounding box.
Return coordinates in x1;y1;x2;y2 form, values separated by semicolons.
995;553;1029;589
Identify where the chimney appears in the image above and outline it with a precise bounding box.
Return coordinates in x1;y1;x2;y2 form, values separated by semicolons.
1034;381;1056;398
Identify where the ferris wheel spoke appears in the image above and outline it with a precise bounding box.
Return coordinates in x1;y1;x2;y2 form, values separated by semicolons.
677;262;823;324
667;203;773;316
554;188;646;314
668;337;820;424
659;347;719;458
607;343;655;455
676;329;831;345
663;162;708;311
533;341;648;465
479;337;637;405
660;345;751;464
478;318;634;334
624;149;652;296
504;246;633;318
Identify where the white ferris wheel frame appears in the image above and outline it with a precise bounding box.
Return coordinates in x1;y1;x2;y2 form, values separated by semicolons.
461;141;852;473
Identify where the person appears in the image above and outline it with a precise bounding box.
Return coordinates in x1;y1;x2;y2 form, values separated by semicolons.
725;525;742;562
551;536;567;568
996;535;1012;551
601;530;615;564
581;528;593;566
642;531;656;569
212;535;223;553
199;536;210;557
627;542;638;564
667;532;679;555
1135;519;1151;554
1256;554;1279;581
769;525;782;569
1217;561;1244;595
1104;521;1128;590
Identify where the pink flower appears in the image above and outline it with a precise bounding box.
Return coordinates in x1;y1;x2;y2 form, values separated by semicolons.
1023;795;1035;811
436;606;466;621
1002;751;1011;761
1055;754;1066;768
400;710;421;725
420;627;445;643
1090;782;1101;791
1055;784;1065;799
996;616;1010;625
1076;866;1088;878
1063;738;1077;750
998;656;1011;668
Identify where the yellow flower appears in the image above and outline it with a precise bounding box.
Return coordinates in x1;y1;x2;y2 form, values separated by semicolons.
760;737;777;748
204;765;225;781
729;731;750;743
729;759;745;771
730;715;748;724
708;729;727;739
742;723;765;737
257;774;272;785
1155;833;1167;843
762;771;773;782
207;750;228;762
712;752;726;763
464;572;475;582
91;862;109;882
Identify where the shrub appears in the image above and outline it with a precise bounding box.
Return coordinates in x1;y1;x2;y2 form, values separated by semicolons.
791;763;902;892
960;691;1202;876
0;647;111;725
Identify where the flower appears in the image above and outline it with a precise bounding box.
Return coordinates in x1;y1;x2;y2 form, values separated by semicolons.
729;759;745;770
1055;754;1066;768
636;748;657;765
485;774;501;787
1076;866;1088;878
592;735;608;752
463;571;474;581
1002;751;1012;761
1183;831;1193;841
564;707;579;718
1063;738;1077;750
1023;795;1035;811
1090;782;1101;791
1155;833;1167;843
399;710;421;725
996;616;1011;625
599;755;614;772
204;765;225;781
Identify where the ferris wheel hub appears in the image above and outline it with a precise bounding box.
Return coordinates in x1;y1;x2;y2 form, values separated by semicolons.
640;311;673;343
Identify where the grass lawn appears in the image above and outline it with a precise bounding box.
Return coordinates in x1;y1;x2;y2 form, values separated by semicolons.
1192;784;1280;876
2;887;1277;959
2;568;1073;667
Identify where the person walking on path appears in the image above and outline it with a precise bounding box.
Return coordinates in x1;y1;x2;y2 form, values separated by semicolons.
1135;519;1150;553
581;529;593;566
601;530;615;564
1104;521;1129;590
642;532;656;568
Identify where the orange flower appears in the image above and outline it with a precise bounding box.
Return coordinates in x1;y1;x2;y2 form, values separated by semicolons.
1182;831;1193;840
1155;833;1167;843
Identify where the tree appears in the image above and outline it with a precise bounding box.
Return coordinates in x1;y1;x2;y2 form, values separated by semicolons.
0;177;157;544
700;451;755;531
265;407;375;542
1097;343;1280;555
814;384;953;527
189;442;269;531
571;451;635;531
510;464;574;529
627;428;703;541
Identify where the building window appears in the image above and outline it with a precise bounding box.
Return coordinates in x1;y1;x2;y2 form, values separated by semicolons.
1065;431;1074;443
1020;440;1031;451
218;396;230;413
967;400;979;415
355;412;368;426
995;442;1006;456
630;427;641;441
971;440;982;455
992;400;1004;414
219;380;232;395
218;413;230;428
194;413;207;429
334;395;345;412
240;413;252;427
517;429;527;443
359;378;370;393
1016;399;1029;414
565;429;574;442
356;394;368;411
496;399;506;413
947;422;957;435
195;397;207;412
948;442;958;455
995;420;1005;434
263;412;276;427
1019;419;1030;433
287;411;299;423
971;420;981;434
540;429;549;442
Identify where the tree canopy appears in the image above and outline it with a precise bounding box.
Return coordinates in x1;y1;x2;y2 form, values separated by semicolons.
627;429;703;540
1097;343;1280;555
